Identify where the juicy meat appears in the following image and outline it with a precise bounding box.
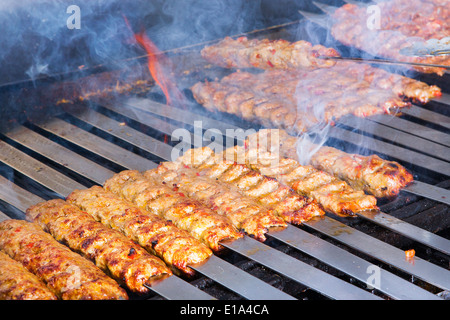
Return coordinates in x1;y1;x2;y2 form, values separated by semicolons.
201;36;340;70
67;186;212;276
0;219;128;300
191;63;441;135
0;250;57;300
104;170;243;251
161;150;325;230
310;147;414;199
180;147;377;216
331;1;450;75
248;129;414;198
26;199;172;293
144;163;292;242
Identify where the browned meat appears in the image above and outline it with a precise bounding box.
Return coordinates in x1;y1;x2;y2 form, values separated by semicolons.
67;186;212;276
0;250;57;300
191;63;441;135
26;199;172;293
0;219;128;300
201;36;340;70
144;163;289;242
156;150;325;229
179;147;377;216
248;129;414;198
331;1;450;75
104;170;243;251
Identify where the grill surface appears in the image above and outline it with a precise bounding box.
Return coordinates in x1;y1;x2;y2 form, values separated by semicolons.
0;10;449;301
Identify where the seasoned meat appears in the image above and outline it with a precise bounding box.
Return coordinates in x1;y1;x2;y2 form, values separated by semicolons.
144;164;290;242
201;36;340;70
0;219;128;300
331;1;450;75
104;170;243;251
26;199;172;293
162;150;325;229
248;129;414;198
179;147;377;216
191;63;441;135
0;250;57;300
67;186;212;276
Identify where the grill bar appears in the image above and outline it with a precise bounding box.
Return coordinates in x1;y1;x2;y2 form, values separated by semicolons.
337;116;449;160
269;226;440;300
368;113;450;147
356;210;450;255
305;216;450;291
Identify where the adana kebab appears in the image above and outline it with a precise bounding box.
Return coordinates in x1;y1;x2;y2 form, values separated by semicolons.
331;0;450;75
0;219;128;300
177;147;378;217
247;129;414;198
103;170;243;252
201;36;340;70
26;199;172;293
191;62;441;135
144;156;325;241
67;186;213;276
0;251;57;300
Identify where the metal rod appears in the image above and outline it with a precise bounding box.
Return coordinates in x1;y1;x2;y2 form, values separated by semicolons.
320;56;450;70
338;116;450;160
270;226;440;300
356;210;450;256
304;216;450;291
221;236;381;300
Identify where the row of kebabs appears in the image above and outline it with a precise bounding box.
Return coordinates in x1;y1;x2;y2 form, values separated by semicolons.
0;136;413;299
331;0;450;75
195;37;442;135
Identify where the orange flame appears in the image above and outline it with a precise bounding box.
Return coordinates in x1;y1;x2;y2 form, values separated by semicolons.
124;16;184;107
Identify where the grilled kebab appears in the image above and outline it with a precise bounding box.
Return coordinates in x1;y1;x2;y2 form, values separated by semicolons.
103;170;243;251
0;250;57;300
26;199;172;293
0;219;128;300
201;36;340;70
67;186;212;276
144;155;324;241
178;147;378;216
331;0;450;75
191;62;441;134
247;129;414;198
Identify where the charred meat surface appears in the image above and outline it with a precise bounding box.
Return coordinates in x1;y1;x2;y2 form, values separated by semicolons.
191;62;441;134
67;186;212;276
156;149;325;229
201;36;340;70
26;199;172;293
248;129;414;198
0;219;128;300
0;251;58;300
145;163;289;242
179;147;377;217
104;170;243;252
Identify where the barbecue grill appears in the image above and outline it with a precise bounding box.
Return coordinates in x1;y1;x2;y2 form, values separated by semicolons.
0;0;449;301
